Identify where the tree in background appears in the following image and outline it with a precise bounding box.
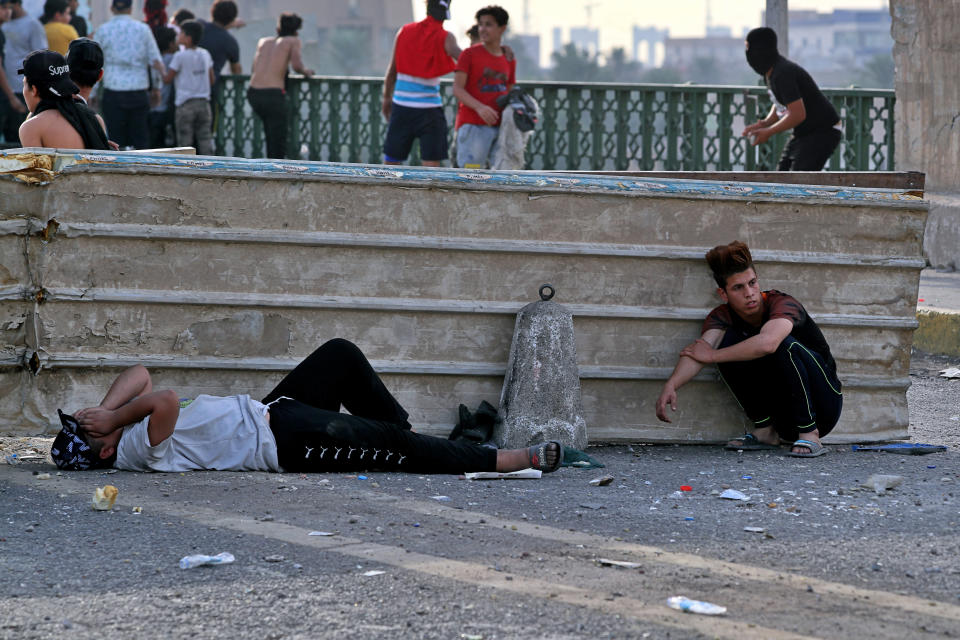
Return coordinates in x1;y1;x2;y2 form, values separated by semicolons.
861;53;894;89
550;43;599;82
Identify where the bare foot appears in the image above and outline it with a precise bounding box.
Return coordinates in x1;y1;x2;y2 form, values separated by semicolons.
495;442;561;472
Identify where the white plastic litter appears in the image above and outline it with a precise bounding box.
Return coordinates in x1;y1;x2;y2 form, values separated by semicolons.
743;526;765;533
939;367;960;379
666;596;727;615
308;531;336;536
719;489;749;501
597;558;642;569
464;469;542;480
363;570;386;577
179;552;235;569
862;474;904;495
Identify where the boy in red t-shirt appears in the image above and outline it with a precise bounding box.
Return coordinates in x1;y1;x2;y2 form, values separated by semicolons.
452;5;515;168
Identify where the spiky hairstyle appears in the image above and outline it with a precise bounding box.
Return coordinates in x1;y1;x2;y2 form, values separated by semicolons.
705;240;755;288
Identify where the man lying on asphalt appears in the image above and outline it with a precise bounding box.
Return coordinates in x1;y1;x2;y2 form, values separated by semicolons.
50;338;562;475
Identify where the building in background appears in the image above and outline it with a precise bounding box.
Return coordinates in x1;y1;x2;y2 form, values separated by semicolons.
631;26;668;68
568;26;598;57
787;8;892;77
662;35;749;82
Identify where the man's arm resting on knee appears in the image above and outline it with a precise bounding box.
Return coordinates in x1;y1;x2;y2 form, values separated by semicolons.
656;329;724;422
681;319;792;364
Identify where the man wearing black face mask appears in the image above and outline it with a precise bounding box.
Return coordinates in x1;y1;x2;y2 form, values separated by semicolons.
741;27;841;171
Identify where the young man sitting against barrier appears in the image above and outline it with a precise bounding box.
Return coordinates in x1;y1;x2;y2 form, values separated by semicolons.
655;241;842;457
51;338;562;475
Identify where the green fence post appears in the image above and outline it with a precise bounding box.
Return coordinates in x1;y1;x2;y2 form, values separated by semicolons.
590;88;605;170
615;89;628;170
348;82;362;163
565;88;581;170
307;80;321;160
691;89;705;170
641;89;654;170
214;80;225;155
885;95;896;170
368;80;383;164
718;90;732;171
328;80;342;163
665;90;679;170
232;76;246;158
541;87;557;170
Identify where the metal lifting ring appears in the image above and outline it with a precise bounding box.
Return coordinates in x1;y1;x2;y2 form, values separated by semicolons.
539;284;555;301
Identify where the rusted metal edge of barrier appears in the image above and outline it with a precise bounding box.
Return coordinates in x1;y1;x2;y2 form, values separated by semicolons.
0;353;910;391
7;287;918;329
0;150;926;206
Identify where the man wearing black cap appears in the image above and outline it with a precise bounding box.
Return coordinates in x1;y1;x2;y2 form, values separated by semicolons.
65;36;102;104
17;48;108;148
741;27;841;171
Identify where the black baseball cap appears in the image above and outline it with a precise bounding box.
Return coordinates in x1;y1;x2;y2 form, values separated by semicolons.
66;38;104;72
50;410;98;470
18;49;79;98
112;0;132;10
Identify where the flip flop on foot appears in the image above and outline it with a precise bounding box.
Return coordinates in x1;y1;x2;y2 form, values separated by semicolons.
724;433;780;451
787;439;826;458
527;441;563;472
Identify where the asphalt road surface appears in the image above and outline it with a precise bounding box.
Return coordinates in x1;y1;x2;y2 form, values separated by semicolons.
1;351;958;639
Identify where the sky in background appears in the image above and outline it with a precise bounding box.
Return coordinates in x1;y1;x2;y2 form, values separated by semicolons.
413;0;889;59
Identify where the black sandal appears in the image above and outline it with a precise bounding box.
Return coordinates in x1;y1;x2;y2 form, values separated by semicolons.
527;441;563;473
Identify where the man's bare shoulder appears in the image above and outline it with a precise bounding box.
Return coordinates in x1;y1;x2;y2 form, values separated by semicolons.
22;111;84;148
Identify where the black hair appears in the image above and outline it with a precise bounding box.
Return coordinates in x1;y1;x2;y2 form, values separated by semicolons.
179;19;203;45
277;12;302;37
153;24;176;53
476;5;508;27
466;24;479;40
426;0;450;22
172;8;194;24
210;0;237;26
705;241;756;289
67;39;104;87
81;433;118;470
40;0;69;24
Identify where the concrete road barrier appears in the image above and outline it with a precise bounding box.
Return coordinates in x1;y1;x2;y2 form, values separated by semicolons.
0;150;927;442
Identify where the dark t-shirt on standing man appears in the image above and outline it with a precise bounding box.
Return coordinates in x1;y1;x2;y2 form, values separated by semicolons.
199;20;239;94
766;56;840;137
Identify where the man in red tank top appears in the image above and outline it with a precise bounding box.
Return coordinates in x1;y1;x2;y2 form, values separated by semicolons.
381;0;461;166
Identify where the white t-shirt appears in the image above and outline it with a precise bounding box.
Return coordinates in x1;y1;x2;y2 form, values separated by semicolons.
115;394;281;472
169;46;213;106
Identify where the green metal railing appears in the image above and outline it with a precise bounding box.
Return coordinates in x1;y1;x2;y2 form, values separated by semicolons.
215;76;895;171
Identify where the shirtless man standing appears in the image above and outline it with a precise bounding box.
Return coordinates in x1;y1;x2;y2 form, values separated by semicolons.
246;12;312;159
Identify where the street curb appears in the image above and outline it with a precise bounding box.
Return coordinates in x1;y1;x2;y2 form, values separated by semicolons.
915;308;960;357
